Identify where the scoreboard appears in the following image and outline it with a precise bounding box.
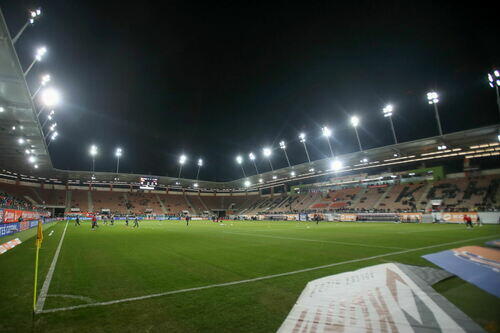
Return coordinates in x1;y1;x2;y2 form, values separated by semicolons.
139;177;158;190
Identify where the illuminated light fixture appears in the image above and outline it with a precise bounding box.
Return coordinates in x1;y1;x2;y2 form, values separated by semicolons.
263;147;274;171
12;8;42;44
34;164;39;169
244;180;251;187
197;158;203;167
193;183;199;188
290;171;296;177
24;47;47;77
0;106;4;112
115;148;123;173
12;126;16;130
330;159;343;171
236;155;246;177
360;158;368;163
383;104;398;144
427;91;443;136
40;87;61;107
179;155;187;165
196;158;203;180
322;126;334;157
18;138;25;144
28;155;36;163
272;175;277;180
350;116;363;151
258;178;263;183
279;140;291;167
299;132;311;164
437;145;447;150
309;168;315;172
487;68;500;117
249;152;259;175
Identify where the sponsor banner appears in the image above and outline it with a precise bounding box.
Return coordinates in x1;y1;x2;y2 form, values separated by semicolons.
0;222;20;237
431;199;443;206
440;212;477;223
423;246;500;298
0;208;3;223
339;213;357;221
0;238;22;255
298;213;308;221
2;209;42;223
399;212;423;223
278;263;482;333
19;221;30;231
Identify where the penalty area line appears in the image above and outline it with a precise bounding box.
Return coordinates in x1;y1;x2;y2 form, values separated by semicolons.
38;234;496;315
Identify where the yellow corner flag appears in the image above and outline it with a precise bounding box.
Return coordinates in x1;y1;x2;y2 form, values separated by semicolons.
35;220;43;248
33;220;43;312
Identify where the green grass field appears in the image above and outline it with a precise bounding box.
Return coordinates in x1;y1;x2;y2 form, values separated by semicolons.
1;219;499;332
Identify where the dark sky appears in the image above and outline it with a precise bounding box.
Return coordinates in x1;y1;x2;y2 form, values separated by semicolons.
2;1;499;181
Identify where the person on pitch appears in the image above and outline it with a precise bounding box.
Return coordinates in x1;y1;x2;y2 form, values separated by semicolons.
91;215;98;230
133;216;139;228
110;214;114;226
185;214;190;226
464;214;473;229
75;215;81;226
125;215;129;226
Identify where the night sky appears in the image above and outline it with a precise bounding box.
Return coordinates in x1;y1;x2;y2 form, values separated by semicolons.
2;1;499;181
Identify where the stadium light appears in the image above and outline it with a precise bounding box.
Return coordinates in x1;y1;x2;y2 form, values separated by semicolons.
43;123;57;140
196;158;203;180
321;126;334;158
31;74;51;100
263;147;274;171
18;137;25;145
193;183;199;188
28;155;36;164
330;159;343;171
279;140;291;167
47;131;58;147
12;8;42;44
37;88;61;118
487;68;500;117
350;116;363;151
41;110;55;128
235;155;246;178
299;132;311;164
258;178;263;183
0;106;4;112
248;152;259;174
290;171;296;177
177;154;187;181
89;145;98;174
24;46;47;77
244;180;251;188
115;148;123;173
427;91;443;136
34;164;38;169
383;104;398;144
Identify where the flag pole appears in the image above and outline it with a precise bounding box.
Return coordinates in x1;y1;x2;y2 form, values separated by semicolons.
33;244;40;312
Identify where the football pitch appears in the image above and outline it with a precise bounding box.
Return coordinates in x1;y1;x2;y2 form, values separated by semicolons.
1;220;499;332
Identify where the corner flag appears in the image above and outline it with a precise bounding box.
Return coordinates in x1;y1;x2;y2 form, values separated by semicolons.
33;219;43;312
35;220;43;248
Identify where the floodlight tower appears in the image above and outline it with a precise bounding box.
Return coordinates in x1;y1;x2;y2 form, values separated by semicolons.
248;152;259;174
44;122;57;140
350;116;363;151
31;74;50;100
427;91;443;136
382;104;398;144
263;147;273;171
47;131;58;147
236;155;246;177
321;126;334;158
89;145;98;174
41;110;55;128
196;158;203;180
177;155;187;181
115;148;123;173
487;69;500;117
299;132;311;164
38;87;61;117
12;8;42;44
24;46;47;77
279;140;291;167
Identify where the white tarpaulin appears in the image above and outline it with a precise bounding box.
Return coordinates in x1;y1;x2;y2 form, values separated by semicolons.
278;263;483;332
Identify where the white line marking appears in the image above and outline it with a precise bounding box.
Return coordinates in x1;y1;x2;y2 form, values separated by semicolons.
47;294;95;303
37;234;497;314
222;231;406;250
35;220;69;313
48;230;54;237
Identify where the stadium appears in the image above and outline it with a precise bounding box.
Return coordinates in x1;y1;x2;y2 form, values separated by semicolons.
0;3;499;333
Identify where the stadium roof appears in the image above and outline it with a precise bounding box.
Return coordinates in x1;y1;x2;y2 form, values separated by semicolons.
0;9;53;173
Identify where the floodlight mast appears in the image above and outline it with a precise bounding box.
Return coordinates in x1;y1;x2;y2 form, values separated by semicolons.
383;105;398;144
299;133;311;164
177;155;187;182
487;69;500;117
279;140;291;167
196;158;203;180
37;88;61;117
321;126;334;158
24;46;47;77
350;116;363;151
12;8;42;44
115;148;123;173
41;110;55;128
427;91;443;136
248;152;259;174
31;74;51;100
263;147;273;171
236;155;246;177
89;145;98;174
